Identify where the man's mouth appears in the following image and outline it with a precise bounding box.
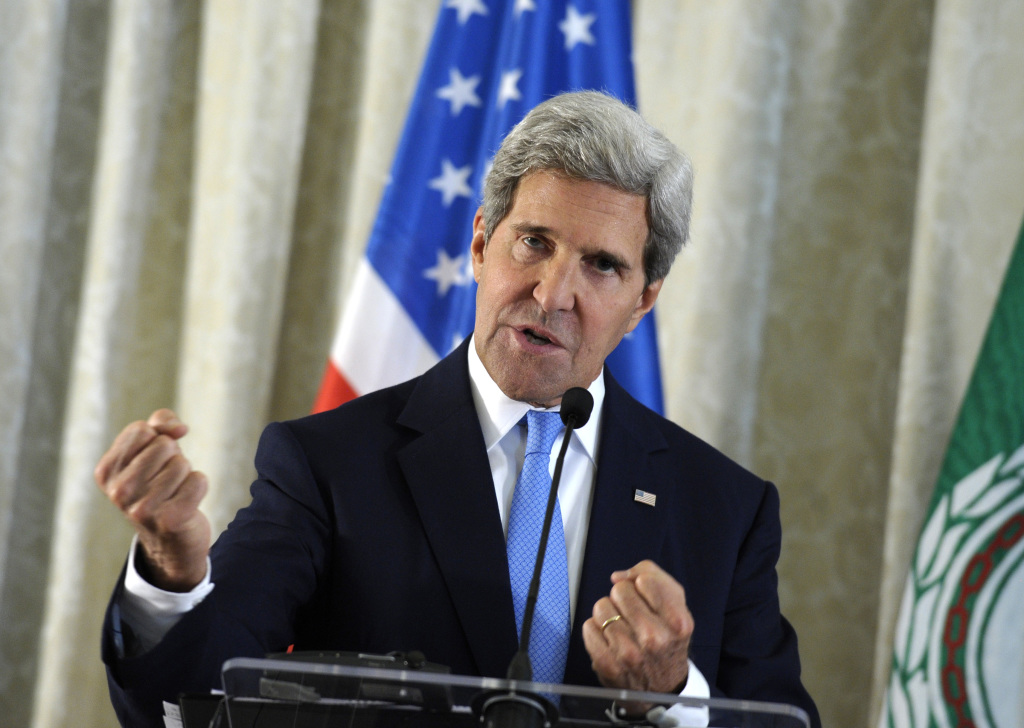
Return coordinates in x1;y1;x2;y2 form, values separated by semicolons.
522;328;552;346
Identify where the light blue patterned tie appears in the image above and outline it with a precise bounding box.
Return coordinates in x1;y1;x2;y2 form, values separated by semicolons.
506;410;570;685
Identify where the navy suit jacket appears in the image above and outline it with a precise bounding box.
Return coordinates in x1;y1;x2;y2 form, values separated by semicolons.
102;338;819;727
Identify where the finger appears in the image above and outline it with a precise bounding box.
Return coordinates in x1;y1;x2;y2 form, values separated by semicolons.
160;470;209;533
608;578;693;663
628;568;693;639
589;597;629;643
582;616;628;688
121;445;192;519
95;410;189;486
147;408;189;438
582;618;611;664
127;434;188;488
608;577;657;630
634;569;687;617
583;601;636;689
587;620;646;690
105;435;188;515
173;469;208;512
610;558;663;584
95;419;163;487
132;468;208;536
611;561;687;617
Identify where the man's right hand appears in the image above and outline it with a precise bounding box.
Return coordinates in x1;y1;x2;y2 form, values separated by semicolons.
95;409;211;592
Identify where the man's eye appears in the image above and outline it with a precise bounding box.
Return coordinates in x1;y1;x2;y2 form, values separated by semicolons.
593;257;618;274
522;236;543;248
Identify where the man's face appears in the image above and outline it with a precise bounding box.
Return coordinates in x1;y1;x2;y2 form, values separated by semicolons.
471;170;662;407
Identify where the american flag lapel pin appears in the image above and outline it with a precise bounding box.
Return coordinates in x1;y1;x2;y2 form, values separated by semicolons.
634;489;656;507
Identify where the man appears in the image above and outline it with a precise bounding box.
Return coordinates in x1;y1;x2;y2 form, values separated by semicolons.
97;91;820;727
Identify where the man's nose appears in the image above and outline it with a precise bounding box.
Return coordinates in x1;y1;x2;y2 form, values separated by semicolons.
533;257;577;313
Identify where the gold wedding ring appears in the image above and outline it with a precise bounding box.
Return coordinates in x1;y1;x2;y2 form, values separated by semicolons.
600;614;622;631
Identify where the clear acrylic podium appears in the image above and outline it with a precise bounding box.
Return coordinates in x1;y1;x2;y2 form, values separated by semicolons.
202;656;812;728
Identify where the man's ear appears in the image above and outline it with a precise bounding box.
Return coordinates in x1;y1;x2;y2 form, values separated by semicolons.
626;278;664;333
470;208;486;283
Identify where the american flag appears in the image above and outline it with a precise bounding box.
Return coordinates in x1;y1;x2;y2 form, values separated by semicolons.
313;0;665;414
633;489;657;507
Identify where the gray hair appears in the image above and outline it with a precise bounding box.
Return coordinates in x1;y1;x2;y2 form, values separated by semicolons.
481;91;693;285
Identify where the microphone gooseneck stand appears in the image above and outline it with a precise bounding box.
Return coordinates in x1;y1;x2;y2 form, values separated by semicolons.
475;387;595;728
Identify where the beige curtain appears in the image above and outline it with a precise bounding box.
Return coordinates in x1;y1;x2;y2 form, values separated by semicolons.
1;1;1021;726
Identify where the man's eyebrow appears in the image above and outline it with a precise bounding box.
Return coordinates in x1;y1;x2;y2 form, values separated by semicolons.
593;250;632;271
510;222;555;237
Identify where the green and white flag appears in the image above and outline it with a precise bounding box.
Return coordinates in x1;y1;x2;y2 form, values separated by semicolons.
881;220;1024;728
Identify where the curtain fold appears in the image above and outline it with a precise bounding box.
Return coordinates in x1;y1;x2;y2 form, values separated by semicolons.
176;0;321;534
1;1;1022;726
31;2;196;725
1;3;106;727
635;1;798;466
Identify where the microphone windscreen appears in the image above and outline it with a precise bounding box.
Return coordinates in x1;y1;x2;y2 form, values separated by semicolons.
559;387;594;428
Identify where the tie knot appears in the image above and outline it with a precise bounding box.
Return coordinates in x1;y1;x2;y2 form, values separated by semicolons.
524;410;563;456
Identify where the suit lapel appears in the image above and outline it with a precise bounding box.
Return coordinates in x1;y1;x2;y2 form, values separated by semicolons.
564;373;673;686
395;339;519;678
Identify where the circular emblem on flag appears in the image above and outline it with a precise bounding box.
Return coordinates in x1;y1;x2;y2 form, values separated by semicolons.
884;445;1024;728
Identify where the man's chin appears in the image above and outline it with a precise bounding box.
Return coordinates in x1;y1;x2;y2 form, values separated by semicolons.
493;371;569;408
506;387;566;408
480;339;580;404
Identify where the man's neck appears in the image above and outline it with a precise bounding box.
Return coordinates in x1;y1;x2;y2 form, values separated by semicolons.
465;334;604;455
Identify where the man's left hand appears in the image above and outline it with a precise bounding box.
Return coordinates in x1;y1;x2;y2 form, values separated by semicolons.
582;559;693;694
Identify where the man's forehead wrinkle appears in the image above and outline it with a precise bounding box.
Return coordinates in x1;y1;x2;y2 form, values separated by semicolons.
577;185;644;214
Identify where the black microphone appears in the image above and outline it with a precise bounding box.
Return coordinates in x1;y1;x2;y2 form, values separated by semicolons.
477;387;595;728
558;386;595;429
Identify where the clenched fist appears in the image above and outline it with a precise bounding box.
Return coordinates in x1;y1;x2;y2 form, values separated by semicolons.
582;559;693;694
95;409;210;592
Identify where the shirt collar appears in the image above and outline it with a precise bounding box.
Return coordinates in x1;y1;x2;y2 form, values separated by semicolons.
467;334;604;461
